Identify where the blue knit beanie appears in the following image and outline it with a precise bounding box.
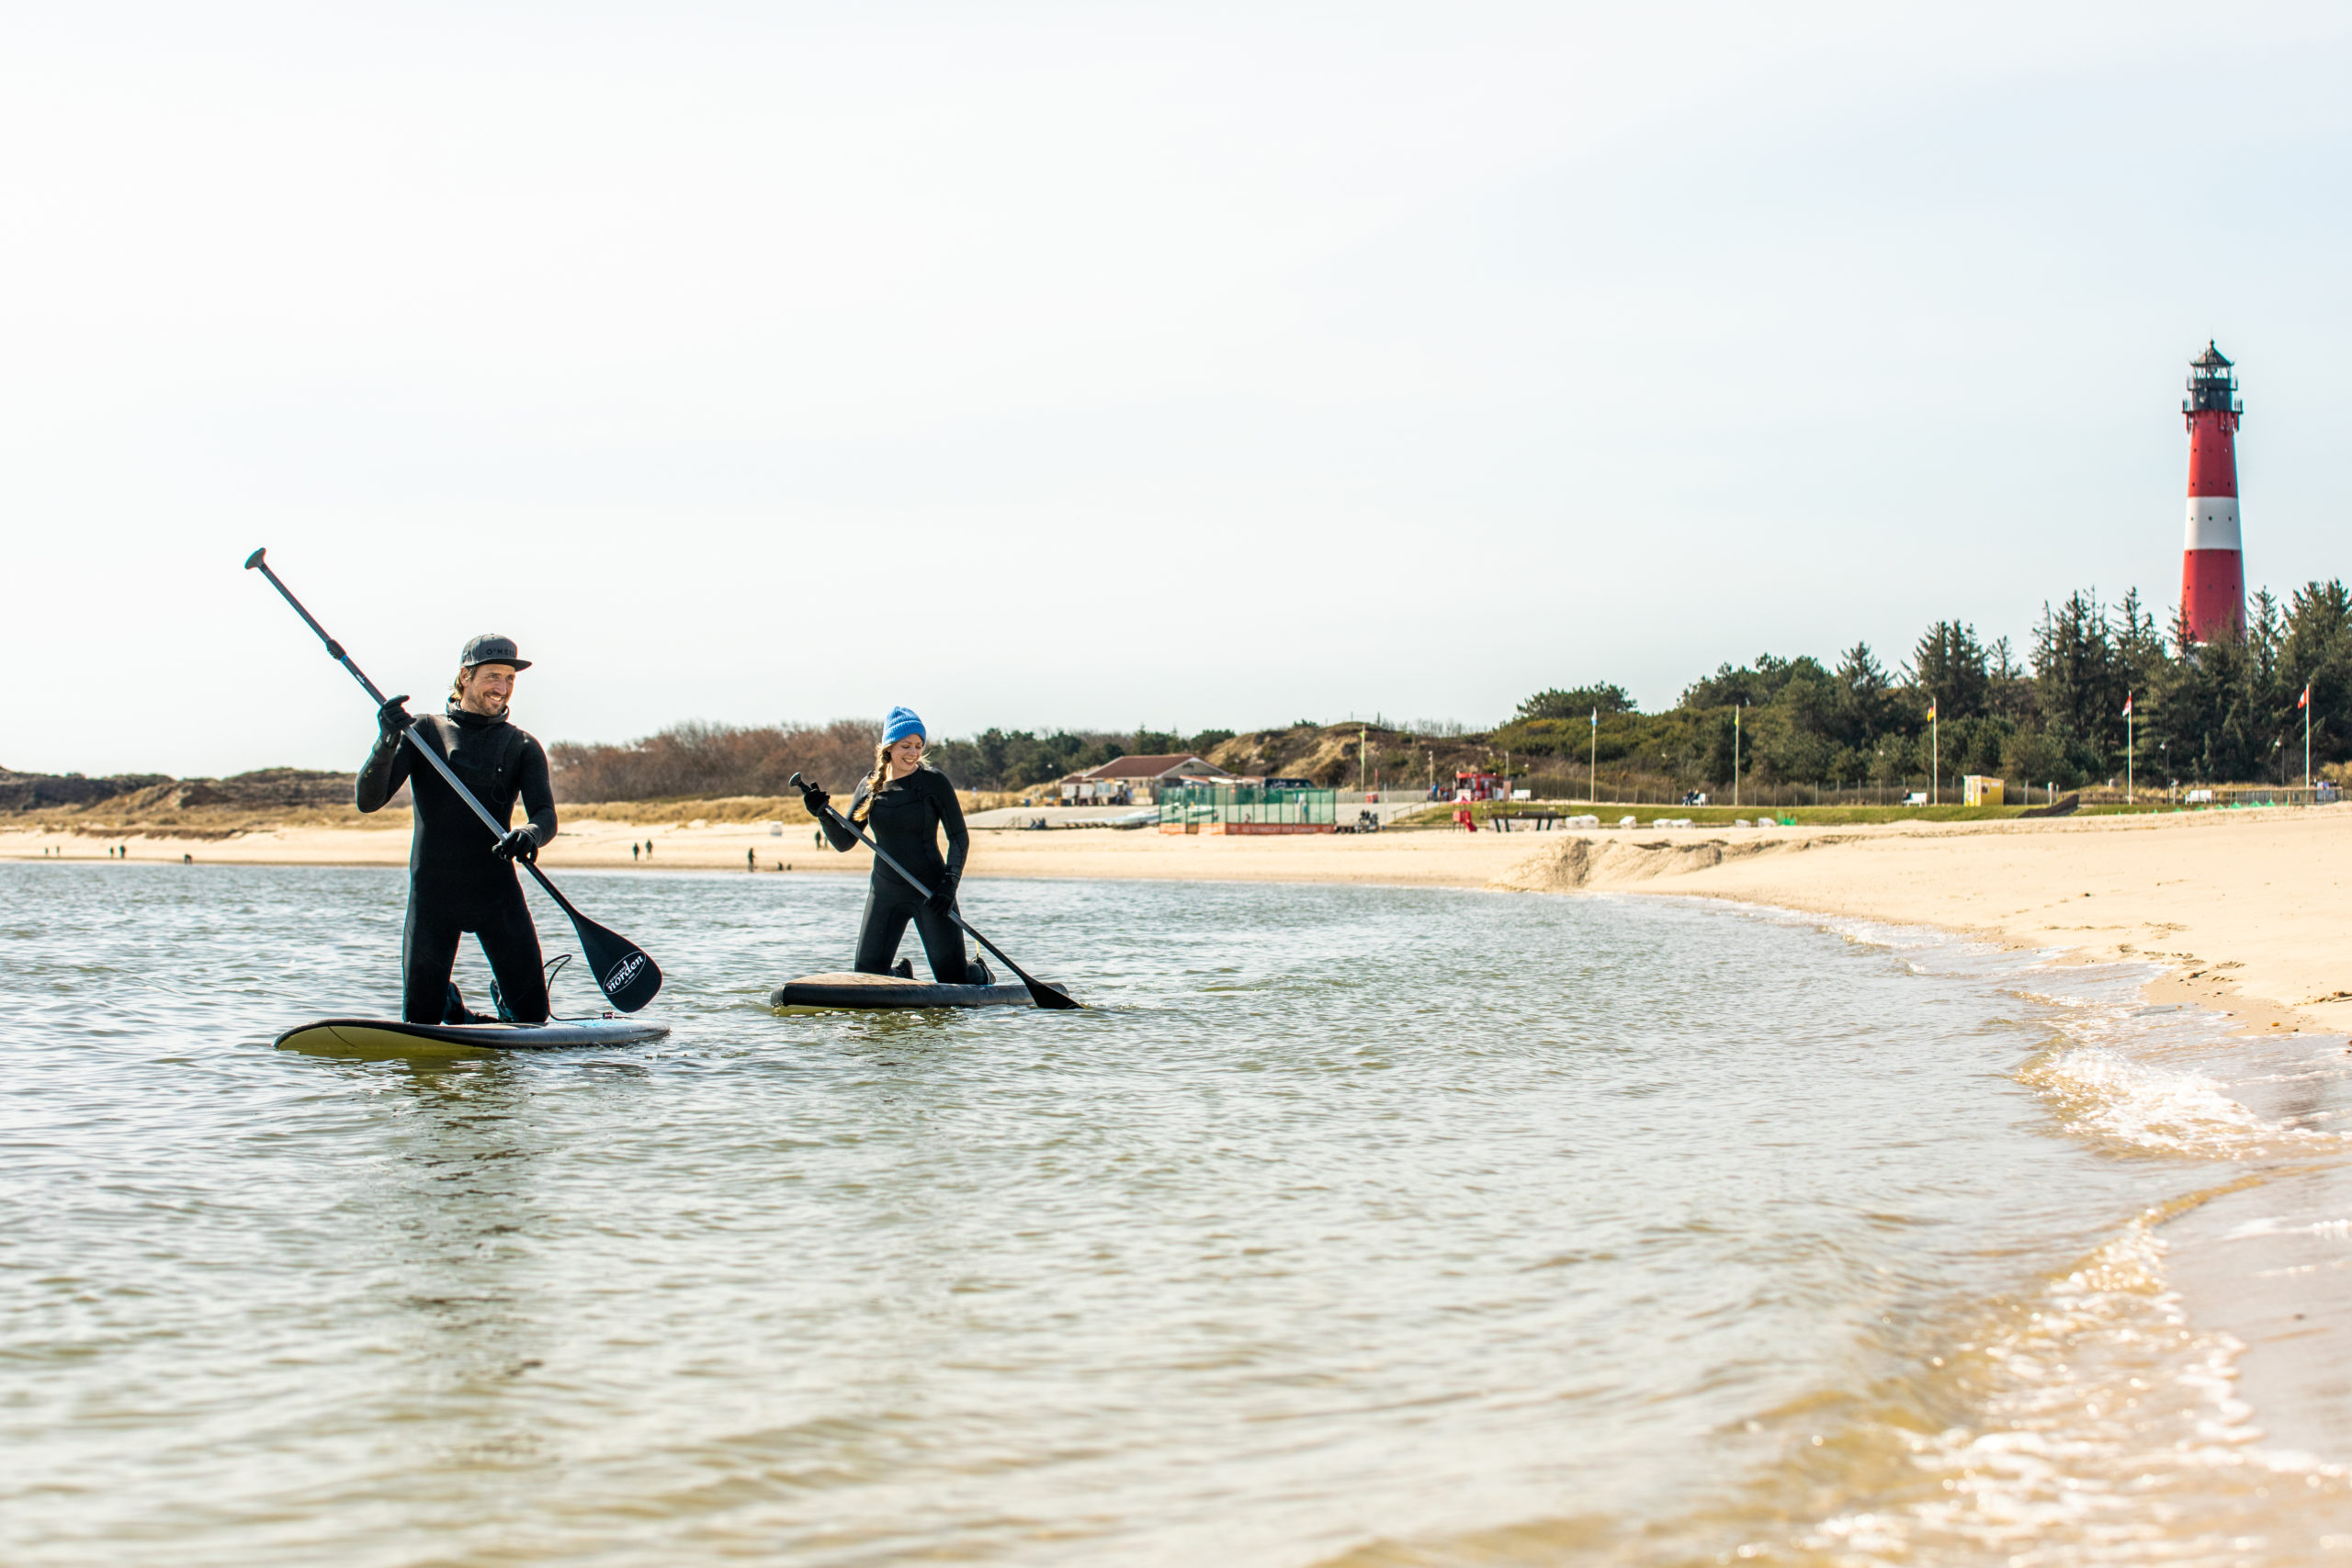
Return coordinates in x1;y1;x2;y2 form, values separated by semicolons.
882;705;926;745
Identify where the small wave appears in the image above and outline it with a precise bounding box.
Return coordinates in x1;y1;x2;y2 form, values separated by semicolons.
2020;1043;2345;1161
1537;1216;2352;1567
1503;906;2352;1563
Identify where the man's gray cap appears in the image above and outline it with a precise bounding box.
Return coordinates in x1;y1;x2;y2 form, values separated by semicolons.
460;634;532;671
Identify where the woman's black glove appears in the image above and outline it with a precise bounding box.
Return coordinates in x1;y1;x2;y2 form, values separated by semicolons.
927;866;960;914
377;694;414;739
493;827;539;863
799;781;831;818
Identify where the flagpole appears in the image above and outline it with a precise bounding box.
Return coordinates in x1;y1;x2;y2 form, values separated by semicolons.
2120;692;2136;803
2306;682;2312;793
1733;703;1741;808
1589;708;1598;807
1931;705;1939;807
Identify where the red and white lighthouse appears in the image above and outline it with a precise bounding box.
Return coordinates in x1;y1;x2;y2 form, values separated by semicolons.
2180;341;2245;643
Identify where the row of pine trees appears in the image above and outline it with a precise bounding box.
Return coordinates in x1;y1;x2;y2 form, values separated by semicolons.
1497;581;2352;792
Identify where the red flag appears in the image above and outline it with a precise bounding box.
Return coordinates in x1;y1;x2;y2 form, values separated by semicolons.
2120;693;2132;717
2301;683;2312;710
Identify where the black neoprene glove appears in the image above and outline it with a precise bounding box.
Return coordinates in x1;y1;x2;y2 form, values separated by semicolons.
800;781;831;818
928;866;960;914
493;827;539;863
377;694;413;739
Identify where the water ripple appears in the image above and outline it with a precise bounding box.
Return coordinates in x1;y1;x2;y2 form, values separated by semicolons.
2;863;2338;1565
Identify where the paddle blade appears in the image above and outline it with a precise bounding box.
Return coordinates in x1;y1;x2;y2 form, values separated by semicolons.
962;926;1080;1010
997;954;1080;1010
572;914;662;1012
1024;976;1081;1010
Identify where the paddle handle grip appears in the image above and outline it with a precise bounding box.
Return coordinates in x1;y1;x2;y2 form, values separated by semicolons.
246;547;517;844
247;550;393;705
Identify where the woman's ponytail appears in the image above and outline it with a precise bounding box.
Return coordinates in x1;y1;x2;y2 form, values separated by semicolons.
852;740;893;824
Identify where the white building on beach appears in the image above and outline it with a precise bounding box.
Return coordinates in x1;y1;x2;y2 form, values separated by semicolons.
1057;753;1232;805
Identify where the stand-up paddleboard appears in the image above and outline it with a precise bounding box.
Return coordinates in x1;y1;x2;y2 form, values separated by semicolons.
275;1015;670;1057
770;972;1066;1011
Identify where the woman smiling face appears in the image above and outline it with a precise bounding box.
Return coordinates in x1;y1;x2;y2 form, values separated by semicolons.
886;734;924;778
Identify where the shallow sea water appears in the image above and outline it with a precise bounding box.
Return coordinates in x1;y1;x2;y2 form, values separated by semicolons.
5;861;2351;1565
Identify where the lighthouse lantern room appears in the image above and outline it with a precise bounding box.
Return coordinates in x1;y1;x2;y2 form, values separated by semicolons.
2180;341;2245;643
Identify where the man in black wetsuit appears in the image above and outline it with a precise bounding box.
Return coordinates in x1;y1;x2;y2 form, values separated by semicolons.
356;635;558;1023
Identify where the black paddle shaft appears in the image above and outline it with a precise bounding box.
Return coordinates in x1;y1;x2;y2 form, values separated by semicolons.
789;772;1080;1010
243;547;662;1013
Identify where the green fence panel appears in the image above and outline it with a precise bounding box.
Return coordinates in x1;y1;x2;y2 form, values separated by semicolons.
1158;784;1339;826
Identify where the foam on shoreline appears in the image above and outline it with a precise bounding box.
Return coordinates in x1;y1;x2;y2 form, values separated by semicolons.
1695;910;2352;1558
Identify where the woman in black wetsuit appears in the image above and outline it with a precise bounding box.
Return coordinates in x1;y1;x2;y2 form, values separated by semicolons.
801;706;989;985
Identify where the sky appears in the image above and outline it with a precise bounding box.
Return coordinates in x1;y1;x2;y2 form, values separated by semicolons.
5;2;2349;777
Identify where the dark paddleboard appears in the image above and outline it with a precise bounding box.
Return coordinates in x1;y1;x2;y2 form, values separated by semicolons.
275;1015;671;1057
770;972;1061;1011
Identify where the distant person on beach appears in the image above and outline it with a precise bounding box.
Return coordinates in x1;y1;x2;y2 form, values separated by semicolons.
632;842;639;862
799;706;988;985
355;634;556;1024
747;848;756;872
